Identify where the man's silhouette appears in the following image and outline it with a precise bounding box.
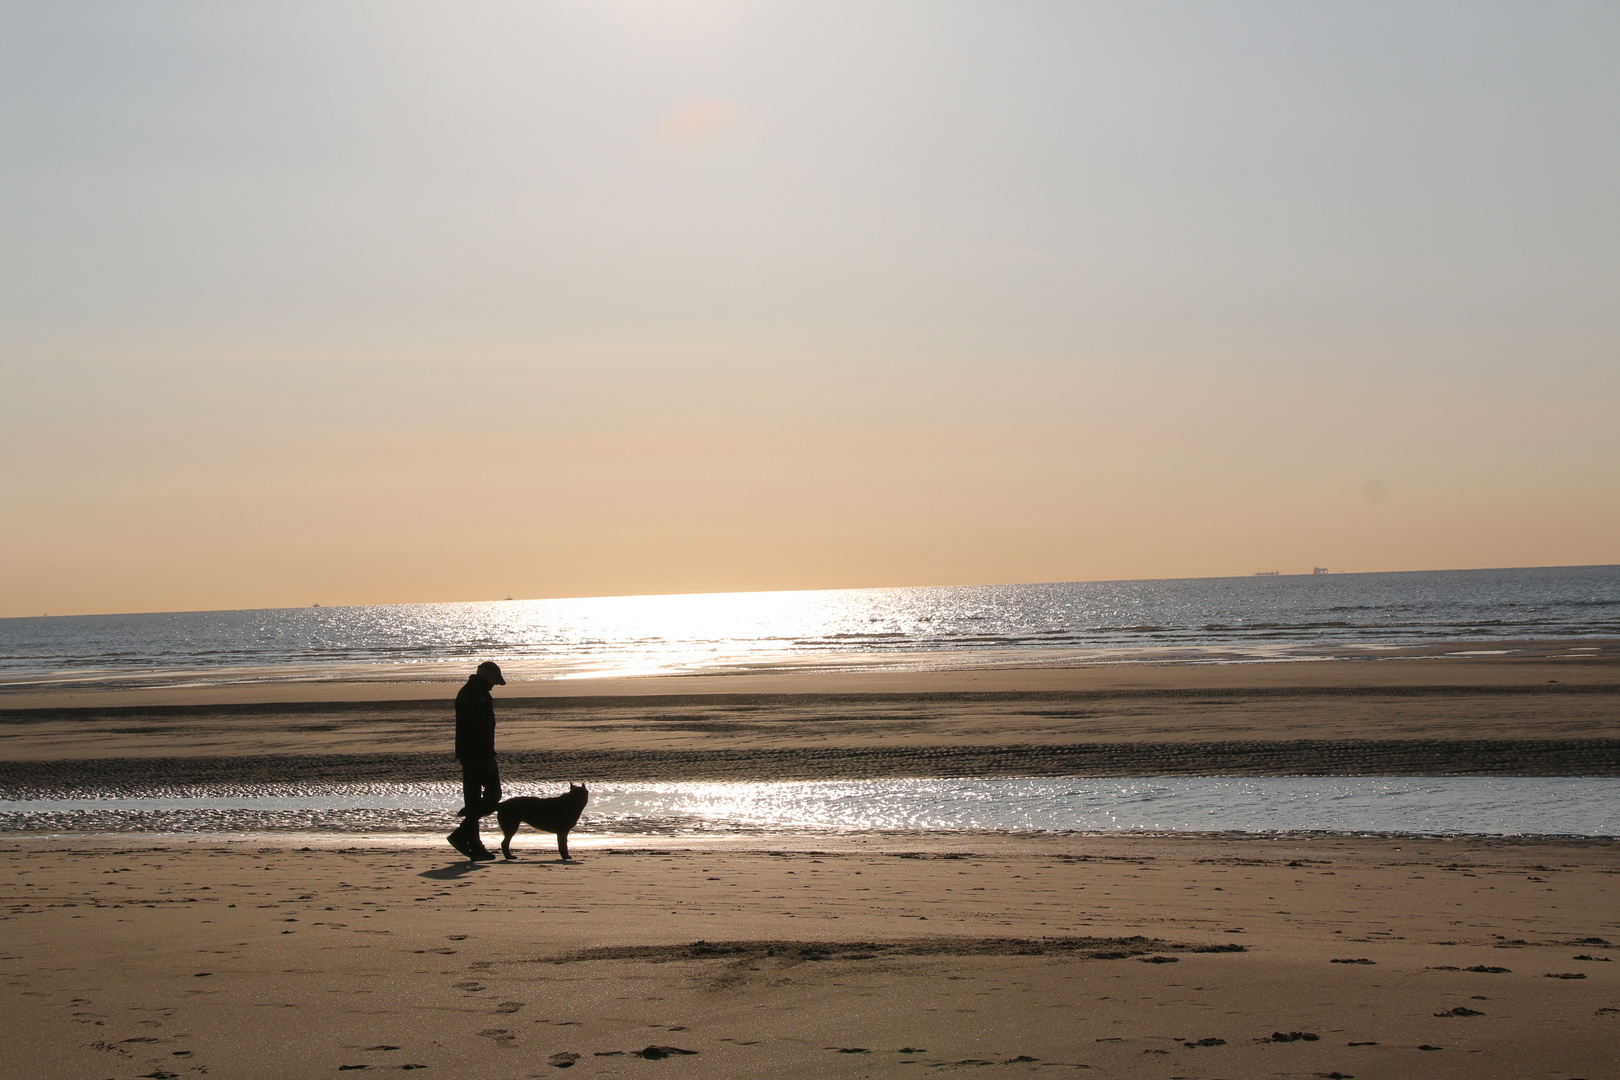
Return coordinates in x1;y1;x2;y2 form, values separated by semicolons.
447;660;505;860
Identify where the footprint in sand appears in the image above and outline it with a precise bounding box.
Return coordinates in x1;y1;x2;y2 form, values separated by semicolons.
548;1051;580;1068
85;1047;129;1064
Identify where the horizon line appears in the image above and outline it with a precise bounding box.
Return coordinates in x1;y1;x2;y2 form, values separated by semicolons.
6;562;1616;623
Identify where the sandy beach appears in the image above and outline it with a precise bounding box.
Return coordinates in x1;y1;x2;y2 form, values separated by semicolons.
4;831;1617;1079
4;647;1619;1077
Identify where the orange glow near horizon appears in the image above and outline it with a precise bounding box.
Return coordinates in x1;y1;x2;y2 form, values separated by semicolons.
6;344;1615;617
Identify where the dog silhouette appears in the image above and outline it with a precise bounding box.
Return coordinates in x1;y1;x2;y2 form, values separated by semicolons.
494;784;589;861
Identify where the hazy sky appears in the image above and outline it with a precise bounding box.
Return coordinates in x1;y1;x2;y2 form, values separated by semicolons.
3;1;1617;616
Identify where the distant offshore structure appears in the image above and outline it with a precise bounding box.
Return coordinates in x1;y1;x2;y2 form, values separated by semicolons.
1313;566;1330;575
1253;570;1280;577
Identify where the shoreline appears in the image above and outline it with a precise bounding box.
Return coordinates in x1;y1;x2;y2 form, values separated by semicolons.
9;826;1619;853
3;637;1616;710
8;826;1620;843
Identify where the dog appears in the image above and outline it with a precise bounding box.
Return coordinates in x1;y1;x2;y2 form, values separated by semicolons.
494;784;589;861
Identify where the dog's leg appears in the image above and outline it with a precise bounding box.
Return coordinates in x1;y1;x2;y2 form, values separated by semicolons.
557;830;570;862
500;817;518;861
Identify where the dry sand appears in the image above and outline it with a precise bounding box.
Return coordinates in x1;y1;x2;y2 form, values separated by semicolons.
3;832;1617;1079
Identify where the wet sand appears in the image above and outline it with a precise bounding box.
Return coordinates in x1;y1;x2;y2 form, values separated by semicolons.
3;831;1617;1079
3;646;1618;782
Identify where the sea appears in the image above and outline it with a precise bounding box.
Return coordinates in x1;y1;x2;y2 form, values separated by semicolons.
2;565;1617;839
3;564;1618;692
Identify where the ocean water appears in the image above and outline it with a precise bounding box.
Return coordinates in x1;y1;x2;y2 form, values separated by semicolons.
2;778;1616;838
2;565;1616;691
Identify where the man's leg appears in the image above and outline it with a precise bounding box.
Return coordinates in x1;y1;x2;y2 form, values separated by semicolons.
478;761;502;817
448;760;498;858
461;762;486;820
457;761;501;857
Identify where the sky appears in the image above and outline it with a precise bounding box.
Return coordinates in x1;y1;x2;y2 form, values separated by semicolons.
2;0;1617;617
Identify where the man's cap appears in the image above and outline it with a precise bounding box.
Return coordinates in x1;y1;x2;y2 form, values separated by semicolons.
477;660;506;685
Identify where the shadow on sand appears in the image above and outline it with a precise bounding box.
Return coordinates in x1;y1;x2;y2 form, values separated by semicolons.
418;857;585;880
418;862;486;881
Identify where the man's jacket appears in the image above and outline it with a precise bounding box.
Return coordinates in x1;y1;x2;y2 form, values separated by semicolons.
454;676;496;762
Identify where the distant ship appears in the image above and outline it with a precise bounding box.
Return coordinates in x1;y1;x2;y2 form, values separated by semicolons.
1312;567;1330;575
1253;570;1280;577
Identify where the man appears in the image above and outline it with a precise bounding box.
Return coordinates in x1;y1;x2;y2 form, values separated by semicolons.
447;660;506;860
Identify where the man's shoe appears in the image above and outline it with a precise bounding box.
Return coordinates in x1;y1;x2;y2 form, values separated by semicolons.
469;846;499;861
447;828;475;859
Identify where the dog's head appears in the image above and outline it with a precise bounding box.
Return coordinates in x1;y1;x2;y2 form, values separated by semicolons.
568;782;589;805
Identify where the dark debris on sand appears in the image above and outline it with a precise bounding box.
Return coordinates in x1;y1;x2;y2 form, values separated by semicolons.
634;1046;698;1059
539;935;1246;965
